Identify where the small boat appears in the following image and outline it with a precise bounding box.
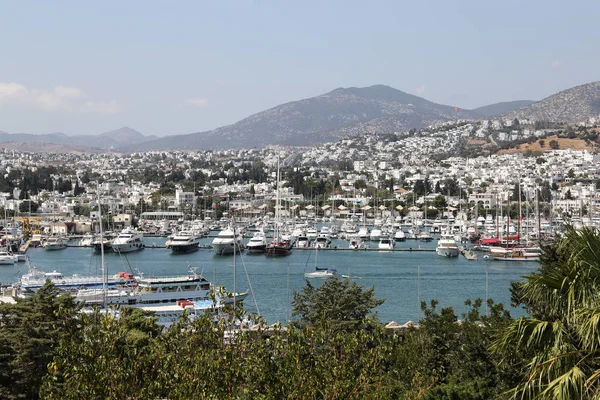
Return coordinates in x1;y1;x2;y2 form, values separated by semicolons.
348;238;365;250
394;230;406;242
378;237;395;250
417;231;434;242
304;267;337;279
370;228;383;242
485;247;541;262
78;233;95;247
265;239;292;257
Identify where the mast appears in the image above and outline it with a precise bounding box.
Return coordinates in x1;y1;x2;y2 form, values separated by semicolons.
97;182;107;309
517;180;522;242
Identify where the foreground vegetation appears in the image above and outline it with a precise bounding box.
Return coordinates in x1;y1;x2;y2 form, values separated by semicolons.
2;227;600;398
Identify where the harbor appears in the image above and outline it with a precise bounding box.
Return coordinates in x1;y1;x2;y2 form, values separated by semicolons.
0;233;538;324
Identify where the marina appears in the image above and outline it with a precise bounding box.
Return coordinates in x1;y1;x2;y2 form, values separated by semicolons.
0;233;538;324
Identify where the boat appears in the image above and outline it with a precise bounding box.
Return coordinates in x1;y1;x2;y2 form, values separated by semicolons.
486;247;541;262
0;249;16;265
266;157;292;257
417;231;434;242
313;233;331;249
348;238;365;250
42;236;68;251
246;230;267;254
358;227;370;240
394;230;406;242
211;227;245;255
304;267;337;279
18;265;136;295
78;233;95;247
378;237;395;250
370;228;383;242
306;227;318;241
166;230;199;254
92;232;114;253
435;233;459;258
296;234;310;248
111;228;145;253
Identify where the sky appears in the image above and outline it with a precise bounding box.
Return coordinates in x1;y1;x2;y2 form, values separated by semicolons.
1;0;599;137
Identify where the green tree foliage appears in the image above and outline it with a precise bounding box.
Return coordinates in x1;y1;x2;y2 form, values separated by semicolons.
494;227;600;398
19;200;39;213
549;139;560;149
292;278;384;332
0;282;80;400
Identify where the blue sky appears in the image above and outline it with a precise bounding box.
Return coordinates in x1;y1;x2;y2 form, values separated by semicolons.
1;1;598;136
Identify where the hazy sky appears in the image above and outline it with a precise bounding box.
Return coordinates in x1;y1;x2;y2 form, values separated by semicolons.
1;1;599;136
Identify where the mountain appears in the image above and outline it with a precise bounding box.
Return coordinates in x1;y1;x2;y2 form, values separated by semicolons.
123;85;482;151
503;81;600;122
99;126;157;146
471;100;535;118
0;126;155;150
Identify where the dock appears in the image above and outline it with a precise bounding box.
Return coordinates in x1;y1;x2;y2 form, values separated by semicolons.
19;239;31;253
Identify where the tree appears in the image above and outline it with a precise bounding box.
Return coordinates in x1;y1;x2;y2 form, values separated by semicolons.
19;200;39;213
549;139;560;149
292;278;384;332
565;188;573;200
432;194;447;210
493;227;600;398
73;180;85;196
354;179;367;190
539;139;545;148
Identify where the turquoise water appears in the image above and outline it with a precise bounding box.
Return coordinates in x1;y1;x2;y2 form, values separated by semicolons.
1;236;539;324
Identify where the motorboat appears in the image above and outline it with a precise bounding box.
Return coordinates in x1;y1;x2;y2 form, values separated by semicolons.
265;238;292;257
485;247;541;262
393;229;406;242
166;230;199;254
112;228;145;253
211;227;245;255
78;233;95;247
348;238;365;250
435;233;459;258
296;235;310;248
92;232;114;253
370;228;383;242
306;227;318;241
0;249;16;265
246;230;267;254
43;236;68;251
313;234;331;249
378;237;395;250
304;267;337;279
358;227;370;240
418;231;434;242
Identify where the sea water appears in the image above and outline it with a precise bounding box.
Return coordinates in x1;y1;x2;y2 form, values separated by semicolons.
1;236;538;324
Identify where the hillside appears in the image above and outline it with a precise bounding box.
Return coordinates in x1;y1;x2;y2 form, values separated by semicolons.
472;100;535;118
121;85;482;151
503;81;600;123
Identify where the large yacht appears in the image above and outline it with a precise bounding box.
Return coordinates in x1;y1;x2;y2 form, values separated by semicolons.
435;233;459;258
166;230;199;254
246;230;267;254
112;228;145;253
211;227;244;255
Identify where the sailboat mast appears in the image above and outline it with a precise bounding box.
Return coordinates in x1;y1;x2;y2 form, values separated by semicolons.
97;182;107;309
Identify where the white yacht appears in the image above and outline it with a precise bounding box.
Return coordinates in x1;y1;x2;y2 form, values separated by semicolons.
370;228;383;242
211;227;244;255
78;233;95;247
348;238;365;250
43;236;68;251
378;237;395;250
166;230;199;254
296;234;310;248
313;234;331;249
112;228;145;253
246;230;267;254
358;227;370;240
0;249;16;265
304;267;337;279
435;233;459;258
394;230;406;242
18;266;136;294
306;227;318;241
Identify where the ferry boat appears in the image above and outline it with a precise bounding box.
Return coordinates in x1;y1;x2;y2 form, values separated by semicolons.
17;265;136;295
111;228;144;253
435;233;459;258
166;231;199;254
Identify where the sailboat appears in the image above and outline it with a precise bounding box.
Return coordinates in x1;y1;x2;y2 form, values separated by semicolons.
304;248;337;279
266;157;292;257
